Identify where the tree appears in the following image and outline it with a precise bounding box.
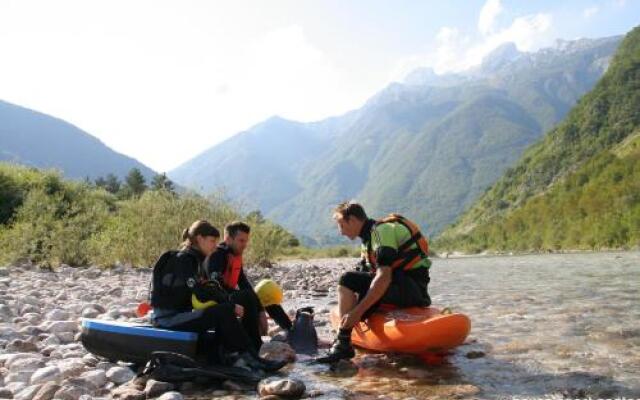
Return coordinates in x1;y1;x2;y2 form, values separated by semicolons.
104;174;121;194
123;168;147;197
151;173;175;193
94;176;107;189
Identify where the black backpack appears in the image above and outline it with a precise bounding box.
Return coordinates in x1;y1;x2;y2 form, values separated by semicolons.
149;250;195;308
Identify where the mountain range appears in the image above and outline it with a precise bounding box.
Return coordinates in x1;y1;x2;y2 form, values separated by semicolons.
169;35;622;245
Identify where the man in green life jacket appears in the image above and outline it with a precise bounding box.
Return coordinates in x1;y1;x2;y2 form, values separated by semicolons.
316;201;432;363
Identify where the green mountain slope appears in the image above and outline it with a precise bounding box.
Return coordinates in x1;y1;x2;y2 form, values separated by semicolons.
436;26;640;252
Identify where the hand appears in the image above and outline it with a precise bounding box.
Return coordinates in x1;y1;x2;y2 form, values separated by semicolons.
340;310;362;329
258;311;269;335
234;304;244;318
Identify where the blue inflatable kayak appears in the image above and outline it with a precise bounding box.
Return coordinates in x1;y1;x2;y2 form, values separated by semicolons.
80;318;199;363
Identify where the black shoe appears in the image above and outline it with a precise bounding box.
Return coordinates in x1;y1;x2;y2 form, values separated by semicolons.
314;340;355;364
237;352;287;373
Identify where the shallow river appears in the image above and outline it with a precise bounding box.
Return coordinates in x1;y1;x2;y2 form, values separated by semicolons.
248;251;640;400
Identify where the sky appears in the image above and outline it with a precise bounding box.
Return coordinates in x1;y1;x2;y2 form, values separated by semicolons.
0;0;638;172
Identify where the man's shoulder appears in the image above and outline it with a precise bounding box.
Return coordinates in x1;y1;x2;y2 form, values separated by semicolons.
207;244;230;267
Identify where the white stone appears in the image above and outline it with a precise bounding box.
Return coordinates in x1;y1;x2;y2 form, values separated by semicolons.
156;392;183;400
79;371;106;389
13;384;42;400
30;367;62;385
58;360;86;379
105;367;134;385
7;358;44;373
5;382;27;395
5;372;34;385
41;321;78;334
45;309;70;322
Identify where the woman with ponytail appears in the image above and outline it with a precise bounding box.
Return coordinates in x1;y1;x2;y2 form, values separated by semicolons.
149;220;286;372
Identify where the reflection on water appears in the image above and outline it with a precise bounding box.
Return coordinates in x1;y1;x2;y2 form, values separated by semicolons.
201;251;640;399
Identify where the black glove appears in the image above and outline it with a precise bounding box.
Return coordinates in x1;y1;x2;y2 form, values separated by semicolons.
191;280;229;304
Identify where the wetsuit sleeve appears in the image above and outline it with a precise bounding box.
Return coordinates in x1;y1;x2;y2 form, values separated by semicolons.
238;270;264;311
206;250;227;280
371;223;399;267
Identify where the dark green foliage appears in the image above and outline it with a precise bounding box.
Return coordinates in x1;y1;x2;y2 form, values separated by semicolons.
122;168;148;198
436;26;640;252
0;163;303;267
151;173;175;193
104;174;121;194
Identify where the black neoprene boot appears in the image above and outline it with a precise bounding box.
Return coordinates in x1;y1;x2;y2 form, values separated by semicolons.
315;333;355;364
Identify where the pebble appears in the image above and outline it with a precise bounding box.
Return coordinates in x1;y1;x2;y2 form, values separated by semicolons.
258;378;306;398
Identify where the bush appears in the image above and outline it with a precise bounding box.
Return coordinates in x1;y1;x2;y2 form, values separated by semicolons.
0;163;349;268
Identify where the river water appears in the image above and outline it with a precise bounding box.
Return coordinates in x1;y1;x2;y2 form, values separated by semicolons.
246;251;640;400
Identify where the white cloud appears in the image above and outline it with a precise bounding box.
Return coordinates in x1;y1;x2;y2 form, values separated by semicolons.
0;2;368;171
583;6;599;19
478;0;504;35
393;4;553;77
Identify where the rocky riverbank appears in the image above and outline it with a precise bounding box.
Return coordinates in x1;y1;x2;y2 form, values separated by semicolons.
2;252;640;399
0;259;358;400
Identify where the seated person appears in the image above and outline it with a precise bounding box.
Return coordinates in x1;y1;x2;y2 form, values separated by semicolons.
206;221;293;350
149;220;286;372
316;202;431;363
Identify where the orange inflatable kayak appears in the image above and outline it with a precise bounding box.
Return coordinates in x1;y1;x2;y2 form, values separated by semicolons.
330;306;471;354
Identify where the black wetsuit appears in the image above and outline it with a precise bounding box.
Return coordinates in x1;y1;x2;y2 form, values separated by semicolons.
206;243;292;350
150;247;257;356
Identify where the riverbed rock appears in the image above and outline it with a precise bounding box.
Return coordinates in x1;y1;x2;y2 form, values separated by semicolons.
80;369;108;388
45;310;70;322
4;384;26;397
156;392;183;400
5;341;38;354
143;380;174;398
259;341;296;363
258;378;305;398
5;373;33;386
41;321;77;334
106;367;135;385
111;386;145;400
59;359;86;379
52;385;89;400
8;358;43;373
30;367;62;385
31;383;60;400
13;384;42;400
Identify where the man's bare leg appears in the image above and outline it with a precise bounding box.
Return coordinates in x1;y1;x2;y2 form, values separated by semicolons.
338;285;358;319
